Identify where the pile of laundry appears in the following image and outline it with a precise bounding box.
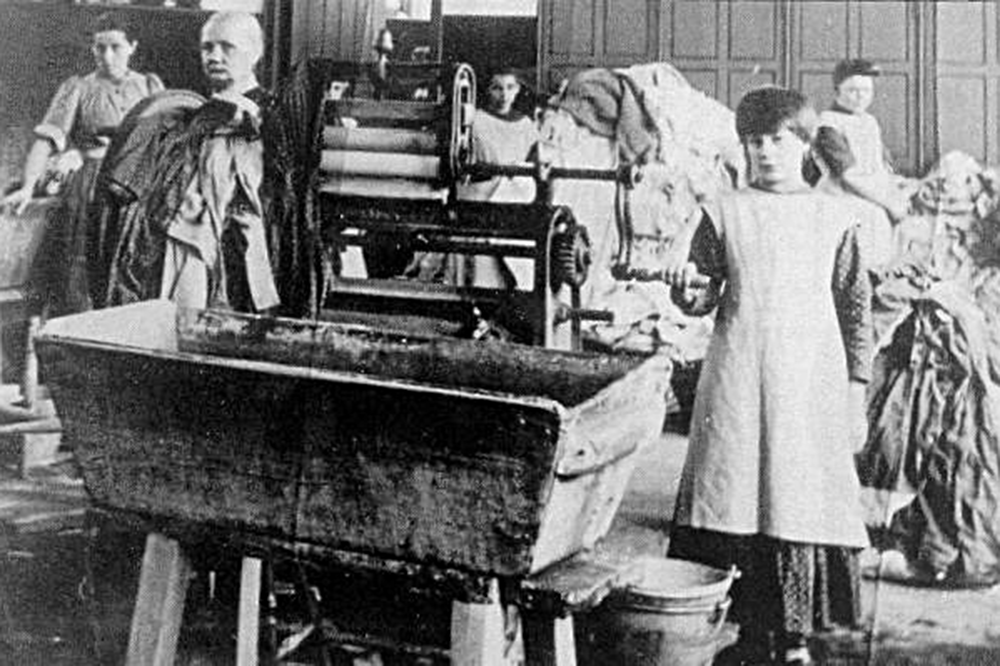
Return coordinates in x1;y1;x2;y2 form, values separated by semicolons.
860;151;1000;588
541;62;742;360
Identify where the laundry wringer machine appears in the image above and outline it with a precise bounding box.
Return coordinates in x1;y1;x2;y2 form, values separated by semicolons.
316;64;632;350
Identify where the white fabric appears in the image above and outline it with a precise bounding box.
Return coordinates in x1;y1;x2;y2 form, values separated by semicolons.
542;109;619;308
458;110;538;203
161;241;209;308
162;105;278;311
617;62;744;195
673;189;870;549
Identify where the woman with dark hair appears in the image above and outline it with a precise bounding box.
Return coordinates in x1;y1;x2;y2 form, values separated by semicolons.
2;12;163;313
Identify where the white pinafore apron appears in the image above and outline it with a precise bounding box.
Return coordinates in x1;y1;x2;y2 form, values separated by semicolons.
673;190;869;549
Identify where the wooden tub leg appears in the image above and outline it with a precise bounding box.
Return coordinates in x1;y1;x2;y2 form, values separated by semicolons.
522;612;577;666
450;579;523;666
126;533;192;666
237;556;263;666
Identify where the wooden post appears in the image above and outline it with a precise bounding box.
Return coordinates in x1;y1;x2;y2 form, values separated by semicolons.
126;533;191;666
21;314;38;412
450;579;522;666
237;556;263;666
522;611;577;666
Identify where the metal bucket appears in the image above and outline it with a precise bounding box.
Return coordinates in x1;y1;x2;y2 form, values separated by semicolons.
581;557;738;666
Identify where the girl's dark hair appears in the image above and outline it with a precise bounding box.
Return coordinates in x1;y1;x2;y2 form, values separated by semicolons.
91;12;134;39
489;67;523;85
736;86;816;143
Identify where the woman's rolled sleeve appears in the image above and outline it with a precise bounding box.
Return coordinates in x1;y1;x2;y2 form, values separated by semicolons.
34;76;83;153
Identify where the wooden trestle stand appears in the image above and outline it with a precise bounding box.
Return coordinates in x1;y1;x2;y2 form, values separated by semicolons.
125;529;631;666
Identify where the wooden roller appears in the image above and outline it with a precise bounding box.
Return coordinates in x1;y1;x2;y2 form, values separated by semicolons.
318;177;448;201
320;149;442;180
322;127;439;155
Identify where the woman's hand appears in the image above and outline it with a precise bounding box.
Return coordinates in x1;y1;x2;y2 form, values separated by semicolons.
849;381;869;452
2;186;34;216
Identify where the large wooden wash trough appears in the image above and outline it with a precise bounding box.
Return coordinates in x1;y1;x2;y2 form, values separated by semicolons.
35;300;670;580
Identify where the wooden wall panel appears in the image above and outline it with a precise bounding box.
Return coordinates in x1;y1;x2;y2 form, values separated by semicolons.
790;1;921;173
859;2;910;62
291;0;371;62
672;1;718;59
798;2;849;62
541;0;659;90
659;0;785;109
548;0;598;58
936;1;986;65
531;0;988;173
729;1;777;61
933;1;1000;166
799;70;835;112
606;0;655;58
937;77;988;161
859;2;916;170
729;70;777;102
877;73;913;168
682;70;719;100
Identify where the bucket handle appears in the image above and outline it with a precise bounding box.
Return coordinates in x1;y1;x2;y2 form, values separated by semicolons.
708;597;731;628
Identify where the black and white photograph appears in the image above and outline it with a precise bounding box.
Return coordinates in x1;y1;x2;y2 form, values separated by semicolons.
0;1;998;664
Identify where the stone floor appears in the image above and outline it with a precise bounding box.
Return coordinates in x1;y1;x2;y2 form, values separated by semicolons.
0;426;998;664
602;427;1000;666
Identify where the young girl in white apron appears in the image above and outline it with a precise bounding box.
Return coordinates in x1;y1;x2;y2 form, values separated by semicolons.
667;86;872;666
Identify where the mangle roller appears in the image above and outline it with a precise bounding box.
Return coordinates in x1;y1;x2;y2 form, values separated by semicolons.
316;63;633;350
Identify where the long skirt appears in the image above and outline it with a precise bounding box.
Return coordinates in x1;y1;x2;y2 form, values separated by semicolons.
668;525;862;652
29;158;102;315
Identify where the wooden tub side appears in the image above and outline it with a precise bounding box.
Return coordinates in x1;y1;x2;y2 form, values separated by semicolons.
175;308;640;405
529;352;672;573
37;308;576;575
37;304;671;576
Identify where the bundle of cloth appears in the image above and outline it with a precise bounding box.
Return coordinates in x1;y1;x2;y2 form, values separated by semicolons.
859;150;1000;587
91;63;325;318
871;151;1000;339
539;63;742;358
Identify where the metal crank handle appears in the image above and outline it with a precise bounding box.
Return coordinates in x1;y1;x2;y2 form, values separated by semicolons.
612;265;713;289
554;304;615;325
666;272;712;289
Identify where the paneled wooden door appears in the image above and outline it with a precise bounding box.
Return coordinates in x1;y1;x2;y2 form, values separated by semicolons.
789;0;925;174
933;1;1000;168
540;0;934;175
658;0;787;111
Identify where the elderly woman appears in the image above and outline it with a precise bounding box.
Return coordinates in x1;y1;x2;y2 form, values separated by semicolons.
99;11;293;315
158;11;280;312
2;13;163;314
